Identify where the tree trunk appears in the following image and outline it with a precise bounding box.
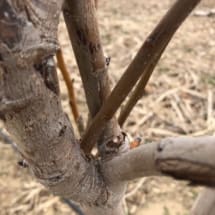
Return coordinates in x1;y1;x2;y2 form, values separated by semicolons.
2;0;215;215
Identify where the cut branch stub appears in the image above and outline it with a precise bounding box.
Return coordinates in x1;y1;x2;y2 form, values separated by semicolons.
81;0;201;154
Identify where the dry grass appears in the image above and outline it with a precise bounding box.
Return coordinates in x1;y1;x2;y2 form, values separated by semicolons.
1;0;215;214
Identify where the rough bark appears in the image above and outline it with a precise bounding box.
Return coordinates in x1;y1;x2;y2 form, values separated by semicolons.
0;0;111;207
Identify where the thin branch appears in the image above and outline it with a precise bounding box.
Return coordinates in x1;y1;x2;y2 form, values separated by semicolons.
118;47;165;126
63;0;122;155
62;198;85;215
95;0;98;9
56;49;84;135
80;0;201;154
63;0;110;117
103;136;215;185
56;48;79;122
191;188;215;215
125;178;146;199
0;128;13;145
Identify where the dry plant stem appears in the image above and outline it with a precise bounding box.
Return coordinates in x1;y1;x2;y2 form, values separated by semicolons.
56;49;79;122
63;0;121;154
191;188;215;215
0;129;13;145
81;0;201;154
56;49;84;134
103;136;215;185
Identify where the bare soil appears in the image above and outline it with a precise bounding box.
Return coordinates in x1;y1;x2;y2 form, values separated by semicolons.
0;0;215;214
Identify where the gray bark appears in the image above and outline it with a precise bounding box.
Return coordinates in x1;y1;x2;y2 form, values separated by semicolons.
191;188;215;215
1;1;215;215
104;136;215;186
63;0;123;156
0;0;108;206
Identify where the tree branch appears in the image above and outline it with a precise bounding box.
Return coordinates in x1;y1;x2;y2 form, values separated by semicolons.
0;128;13;145
95;0;98;9
191;188;215;215
56;49;84;135
118;48;165;126
63;0;122;156
63;0;107;117
80;0;201;154
104;136;215;185
62;198;86;215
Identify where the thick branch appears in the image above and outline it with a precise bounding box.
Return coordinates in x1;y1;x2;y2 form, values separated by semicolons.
95;0;98;9
104;136;215;185
81;0;201;154
63;0;122;156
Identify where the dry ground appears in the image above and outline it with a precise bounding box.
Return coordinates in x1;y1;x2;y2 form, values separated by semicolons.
0;0;215;214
